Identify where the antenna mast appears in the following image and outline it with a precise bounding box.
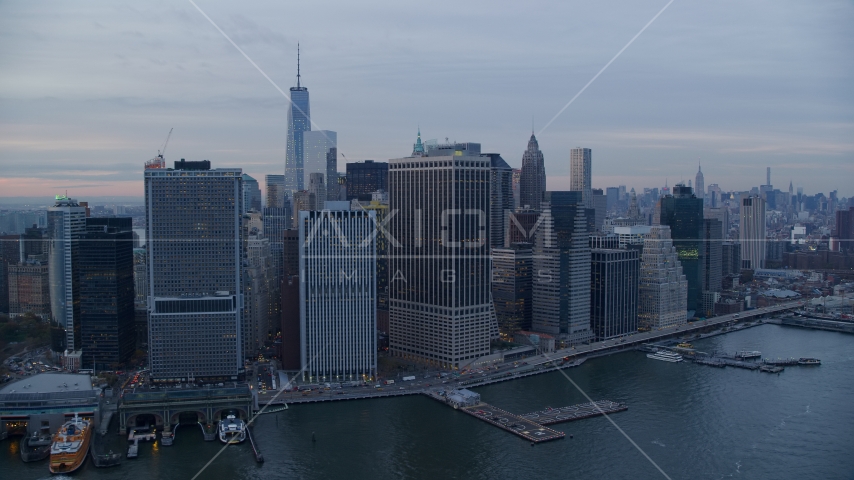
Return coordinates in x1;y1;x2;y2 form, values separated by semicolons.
297;43;301;88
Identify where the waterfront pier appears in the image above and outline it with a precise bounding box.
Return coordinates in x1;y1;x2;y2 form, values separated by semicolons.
520;401;627;425
424;390;566;444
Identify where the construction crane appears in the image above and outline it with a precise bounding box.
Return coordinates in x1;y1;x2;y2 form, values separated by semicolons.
145;128;173;169
159;128;173;157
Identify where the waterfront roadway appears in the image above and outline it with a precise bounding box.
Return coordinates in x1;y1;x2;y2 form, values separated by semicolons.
257;301;804;407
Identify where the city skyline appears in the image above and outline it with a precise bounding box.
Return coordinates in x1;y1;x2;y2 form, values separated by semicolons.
1;1;852;198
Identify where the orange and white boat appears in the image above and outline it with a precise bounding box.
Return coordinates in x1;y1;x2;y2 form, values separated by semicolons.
49;413;91;474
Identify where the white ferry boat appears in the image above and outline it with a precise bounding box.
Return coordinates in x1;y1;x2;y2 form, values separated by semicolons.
218;415;247;444
646;351;683;363
736;351;762;359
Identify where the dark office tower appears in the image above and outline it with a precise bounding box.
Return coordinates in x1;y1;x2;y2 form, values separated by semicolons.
492;243;532;334
695;163;705;205
133;249;148;348
79;217;135;370
658;184;705;313
592;188;607;233
570;148;593;208
241;174;262;213
590;249;639;341
519;134;546;210
388;142;497;369
145;160;243;383
721;242;742;278
505;209;541;247
326;147;340;201
0;235;19;314
282;229;299;279
280;275;300;371
263;206;289;292
346;160;389;202
487;153;514;248
532;191;593;345
739;195;766;269
284;44;311;196
834;209;854;252
20;226;48;263
48;196;87;352
703;219;722;293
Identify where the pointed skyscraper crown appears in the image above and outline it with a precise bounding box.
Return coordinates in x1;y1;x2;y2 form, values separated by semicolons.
412;128;425;156
527;133;539;151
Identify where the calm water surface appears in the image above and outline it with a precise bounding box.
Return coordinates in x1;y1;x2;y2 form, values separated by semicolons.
2;324;853;479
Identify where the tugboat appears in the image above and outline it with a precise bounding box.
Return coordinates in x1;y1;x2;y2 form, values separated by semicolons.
797;358;821;366
218;414;247;444
20;431;52;462
49;413;92;474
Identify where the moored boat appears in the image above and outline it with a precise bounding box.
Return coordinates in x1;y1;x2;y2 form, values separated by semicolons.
736;351;761;359
218;414;247;444
646;351;683;363
797;357;821;365
20;431;52;462
49;413;92;474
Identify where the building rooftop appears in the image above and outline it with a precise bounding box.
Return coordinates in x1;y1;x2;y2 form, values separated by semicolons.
0;372;94;395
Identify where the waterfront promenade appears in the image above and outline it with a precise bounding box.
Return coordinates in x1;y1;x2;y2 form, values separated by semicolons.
260;301;804;408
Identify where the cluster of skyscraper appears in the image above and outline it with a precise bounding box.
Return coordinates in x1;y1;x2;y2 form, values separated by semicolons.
9;48;840;382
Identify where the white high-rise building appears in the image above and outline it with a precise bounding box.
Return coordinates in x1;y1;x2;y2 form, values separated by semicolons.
145;160;244;382
739;195;766;269
638;225;688;329
299;207;376;382
47;195;87;352
388;141;498;369
570;148;593;208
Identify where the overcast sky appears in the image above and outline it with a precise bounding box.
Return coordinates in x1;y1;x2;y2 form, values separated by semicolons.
1;0;852;200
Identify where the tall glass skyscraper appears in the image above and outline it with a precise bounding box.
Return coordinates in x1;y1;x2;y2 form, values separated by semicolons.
285;47;311;196
658;184;705;313
47;195;87;352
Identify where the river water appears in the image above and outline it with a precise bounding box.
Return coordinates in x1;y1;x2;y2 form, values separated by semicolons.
2;323;853;479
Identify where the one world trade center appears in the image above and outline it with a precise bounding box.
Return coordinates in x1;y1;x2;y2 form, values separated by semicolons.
285;44;311;196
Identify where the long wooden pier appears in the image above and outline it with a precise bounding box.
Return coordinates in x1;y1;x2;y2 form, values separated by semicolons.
461;403;565;444
519;400;627;425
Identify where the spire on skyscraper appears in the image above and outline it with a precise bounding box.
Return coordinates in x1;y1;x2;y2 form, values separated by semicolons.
520;133;546;210
296;43;301;88
412;128;425;156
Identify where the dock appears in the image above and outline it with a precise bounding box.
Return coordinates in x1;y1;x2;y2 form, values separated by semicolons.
520;400;627;425
422;391;632;444
763;358;799;366
127;439;138;459
461;403;565;444
246;425;264;463
760;365;784;374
